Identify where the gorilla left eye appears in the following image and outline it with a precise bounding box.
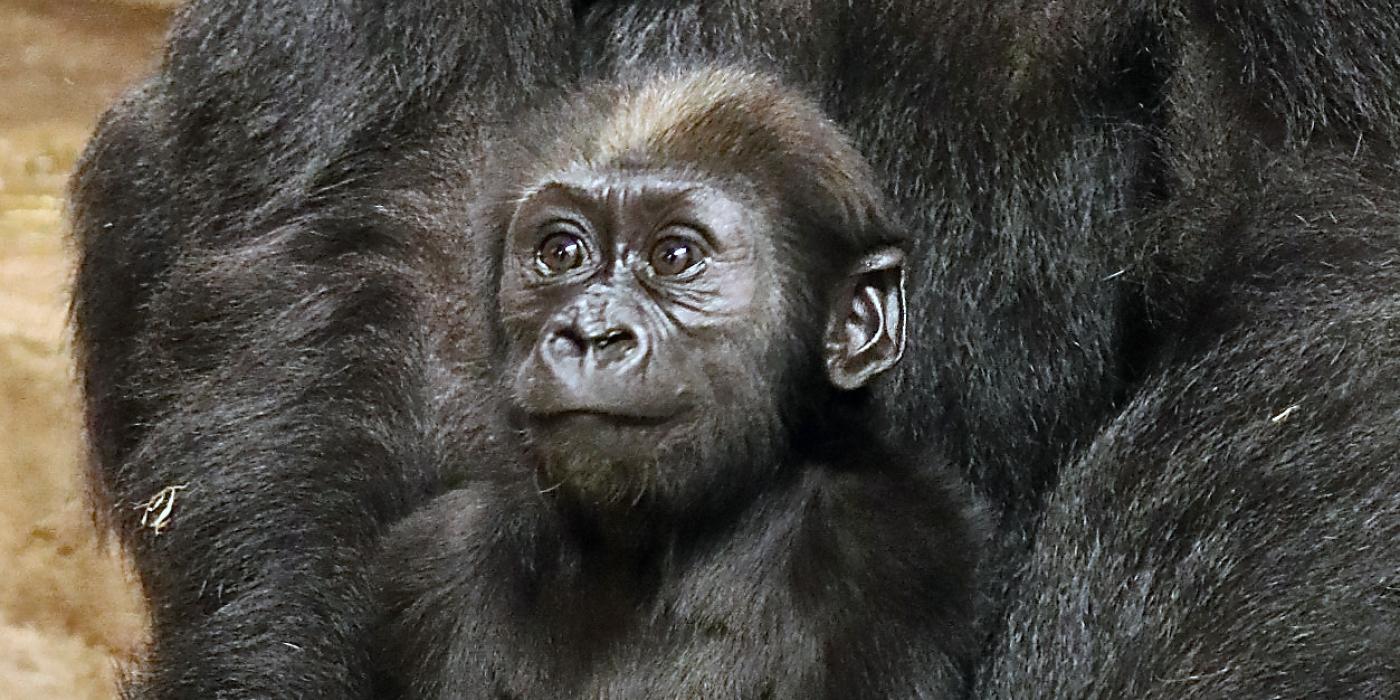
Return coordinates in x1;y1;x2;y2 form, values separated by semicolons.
649;237;705;277
536;231;587;275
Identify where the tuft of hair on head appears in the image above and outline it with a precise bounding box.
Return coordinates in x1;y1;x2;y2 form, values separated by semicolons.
493;66;906;264
593;67;901;252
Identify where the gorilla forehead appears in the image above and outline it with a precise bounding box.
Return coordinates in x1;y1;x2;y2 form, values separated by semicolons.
518;169;764;241
499;67;900;253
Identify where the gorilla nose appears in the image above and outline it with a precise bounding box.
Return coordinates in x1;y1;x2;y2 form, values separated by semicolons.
545;323;641;366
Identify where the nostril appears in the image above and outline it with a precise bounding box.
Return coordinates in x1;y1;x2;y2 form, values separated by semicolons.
546;326;589;359
543;322;642;365
592;327;640;362
595;328;635;350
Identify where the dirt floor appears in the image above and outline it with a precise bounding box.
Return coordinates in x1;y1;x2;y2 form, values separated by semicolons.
1;1;176;697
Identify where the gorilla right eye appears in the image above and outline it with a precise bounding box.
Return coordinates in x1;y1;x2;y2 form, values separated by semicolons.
536;231;587;274
649;236;704;277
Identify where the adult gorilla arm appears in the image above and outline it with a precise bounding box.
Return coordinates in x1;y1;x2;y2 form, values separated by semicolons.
976;160;1400;697
71;2;579;697
960;6;1400;694
826;3;1400;694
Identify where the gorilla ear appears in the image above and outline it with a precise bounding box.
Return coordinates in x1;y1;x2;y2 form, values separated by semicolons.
823;246;906;390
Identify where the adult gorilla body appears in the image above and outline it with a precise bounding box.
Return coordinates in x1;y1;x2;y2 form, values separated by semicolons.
71;1;1399;698
592;5;1400;694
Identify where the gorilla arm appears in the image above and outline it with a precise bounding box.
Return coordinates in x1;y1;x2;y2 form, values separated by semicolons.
70;2;581;697
977;159;1400;698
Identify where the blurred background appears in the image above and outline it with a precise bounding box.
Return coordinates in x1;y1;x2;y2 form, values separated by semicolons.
1;0;177;697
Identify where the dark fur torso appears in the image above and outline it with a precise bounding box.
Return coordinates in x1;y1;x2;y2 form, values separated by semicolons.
375;449;982;700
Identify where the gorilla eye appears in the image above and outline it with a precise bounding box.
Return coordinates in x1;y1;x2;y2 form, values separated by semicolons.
649;236;704;277
536;230;587;275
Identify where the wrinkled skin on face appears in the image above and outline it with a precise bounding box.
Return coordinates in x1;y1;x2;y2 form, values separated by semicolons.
499;169;789;507
497;167;905;512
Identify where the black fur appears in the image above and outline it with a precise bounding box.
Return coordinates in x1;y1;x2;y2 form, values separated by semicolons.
71;1;1400;698
583;2;1400;693
72;3;582;696
377;450;983;699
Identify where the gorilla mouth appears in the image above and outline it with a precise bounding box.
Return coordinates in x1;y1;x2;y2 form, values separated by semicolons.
525;410;687;467
528;409;679;429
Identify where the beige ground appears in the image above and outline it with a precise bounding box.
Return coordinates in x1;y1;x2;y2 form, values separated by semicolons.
1;1;173;697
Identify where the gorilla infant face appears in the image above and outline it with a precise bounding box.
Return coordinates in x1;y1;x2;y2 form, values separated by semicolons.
499;170;790;501
490;70;908;511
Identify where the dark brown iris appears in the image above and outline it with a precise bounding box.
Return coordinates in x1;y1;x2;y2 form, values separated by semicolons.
537;231;586;274
649;237;703;277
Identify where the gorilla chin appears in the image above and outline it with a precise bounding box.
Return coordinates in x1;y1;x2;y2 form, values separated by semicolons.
526;411;685;499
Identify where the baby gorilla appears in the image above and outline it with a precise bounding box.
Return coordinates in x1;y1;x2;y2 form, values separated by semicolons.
374;69;984;699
